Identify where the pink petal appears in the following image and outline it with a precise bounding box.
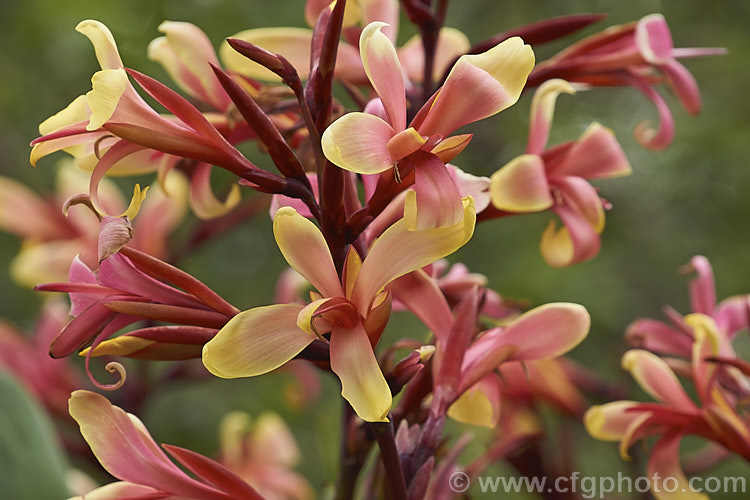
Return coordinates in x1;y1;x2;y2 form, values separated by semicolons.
69;390;231;500
526;79;576;155
584;401;645;441
549;123;631;180
360;22;406;130
662;60;701;115
622;349;697;411
715;295;750;338
404;152;464;230
625;318;694;357
329;322;392;422
98;254;206;310
398;28;470;83
417;37;534;137
635;14;674;65
555;176;604;230
540;203;601;267
626;72;675;151
647;432;708;500
388;270;453;342
270;174;319;219
683;255;717;316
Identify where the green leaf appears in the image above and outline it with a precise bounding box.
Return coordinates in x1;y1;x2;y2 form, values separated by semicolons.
0;372;70;499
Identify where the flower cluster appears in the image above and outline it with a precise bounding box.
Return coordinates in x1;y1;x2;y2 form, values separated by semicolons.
0;1;733;499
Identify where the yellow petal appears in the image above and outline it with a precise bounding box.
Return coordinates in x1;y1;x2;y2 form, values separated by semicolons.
75;20;123;70
118;184;148;219
39;95;91;135
540;219;573;268
490;154;553;212
330;322;392;422
202;304;314;378
527;79;576;153
351;196;475;312
86;69;129;131
220;28;313;82
273;207;344;298
447;383;498;428
584;401;642;441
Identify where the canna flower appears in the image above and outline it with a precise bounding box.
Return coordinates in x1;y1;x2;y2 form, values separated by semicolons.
322;22;534;229
203;199;476;422
148;21;232;112
218;411;312;500
490;79;631;267
432;288;591;427
529;14;726;150
68;390;266;500
627;255;750;396
585;316;750;500
0;161;187;287
31;20;246;217
36;247;239;374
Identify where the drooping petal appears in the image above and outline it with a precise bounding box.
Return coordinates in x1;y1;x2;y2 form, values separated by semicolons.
321;112;395;174
432;134;472;164
526;79;576;155
490;154;552;212
359;22;406;130
548;123;631;180
351;197;475;312
202;304;313;378
627;72;675;151
584;401;645;441
647;432;709;500
388;270;453;342
447;375;502;428
189;163;241;220
404;152;463;230
662;60;701;115
621;349;697;411
68;390;231;500
540;203;601;267
329;322;392;422
555;176;605;231
76;20;123;70
683;256;717;316
417;37;535;137
273;207;343;298
398;28;471;83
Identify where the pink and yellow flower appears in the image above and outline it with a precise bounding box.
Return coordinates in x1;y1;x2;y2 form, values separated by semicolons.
585;316;750;500
203;198;476;422
321;22;534;229
489;79;631;267
529;14;726;150
68;390;268;500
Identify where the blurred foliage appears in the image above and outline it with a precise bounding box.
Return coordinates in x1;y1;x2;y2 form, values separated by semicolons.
1;0;749;498
0;372;70;498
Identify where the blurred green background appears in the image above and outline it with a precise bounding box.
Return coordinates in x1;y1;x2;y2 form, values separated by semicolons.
1;0;749;498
